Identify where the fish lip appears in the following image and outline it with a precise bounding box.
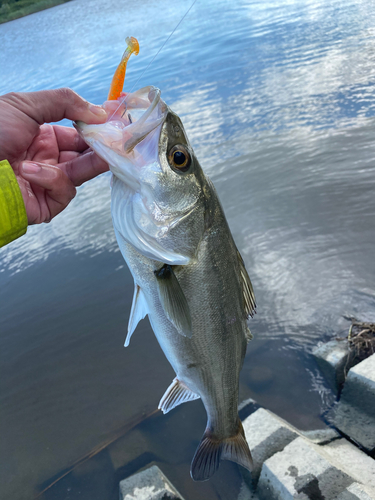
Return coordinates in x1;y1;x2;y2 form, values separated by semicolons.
73;120;82;132
75;87;168;192
76;86;168;158
121;87;166;153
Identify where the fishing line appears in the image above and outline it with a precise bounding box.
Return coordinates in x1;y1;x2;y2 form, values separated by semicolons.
110;0;198;119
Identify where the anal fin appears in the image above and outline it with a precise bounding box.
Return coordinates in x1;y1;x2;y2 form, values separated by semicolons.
125;284;148;347
158;378;200;414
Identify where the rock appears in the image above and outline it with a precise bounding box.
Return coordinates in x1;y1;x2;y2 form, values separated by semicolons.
119;465;185;500
312;339;352;393
321;438;375;491
242;408;299;485
332;353;375;452
336;482;375;500
257;437;353;500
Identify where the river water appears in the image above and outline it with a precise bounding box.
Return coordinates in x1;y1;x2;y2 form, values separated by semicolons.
1;0;375;499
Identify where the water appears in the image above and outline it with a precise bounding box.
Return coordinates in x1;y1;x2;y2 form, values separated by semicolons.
1;0;375;498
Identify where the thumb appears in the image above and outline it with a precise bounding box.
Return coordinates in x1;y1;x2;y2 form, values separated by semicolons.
3;88;107;126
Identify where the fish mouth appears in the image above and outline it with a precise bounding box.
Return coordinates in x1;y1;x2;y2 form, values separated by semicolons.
75;86;168;163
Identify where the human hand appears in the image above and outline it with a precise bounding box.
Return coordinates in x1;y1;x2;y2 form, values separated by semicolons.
0;88;109;224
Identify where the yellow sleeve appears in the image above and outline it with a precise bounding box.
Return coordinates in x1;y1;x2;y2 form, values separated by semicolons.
0;159;27;248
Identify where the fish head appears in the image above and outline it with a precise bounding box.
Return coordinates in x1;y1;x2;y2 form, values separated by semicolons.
75;87;207;265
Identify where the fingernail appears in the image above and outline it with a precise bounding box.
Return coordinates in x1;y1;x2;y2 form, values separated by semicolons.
89;105;108;119
22;162;42;174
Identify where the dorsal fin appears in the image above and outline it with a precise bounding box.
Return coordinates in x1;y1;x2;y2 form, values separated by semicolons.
237;250;256;318
158;378;200;414
125;284;148;347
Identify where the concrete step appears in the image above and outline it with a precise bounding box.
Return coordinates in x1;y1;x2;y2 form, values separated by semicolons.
320;437;375;492
257;437;354;500
242;408;299;485
119;465;185;500
312;339;353;393
242;407;339;487
335;482;375;500
332;353;375;452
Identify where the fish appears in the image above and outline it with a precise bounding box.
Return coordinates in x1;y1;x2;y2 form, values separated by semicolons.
75;40;256;481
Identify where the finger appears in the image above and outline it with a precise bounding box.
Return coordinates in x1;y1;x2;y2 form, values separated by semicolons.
20;161;76;221
2;88;107;126
102;93;129;117
62;151;109;186
53;125;89;152
58;151;81;163
27;124;59;164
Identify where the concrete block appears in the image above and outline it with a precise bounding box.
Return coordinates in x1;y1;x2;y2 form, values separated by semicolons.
333;353;375;451
242;408;299;485
119;465;184;500
312;340;352;392
257;437;353;500
321;438;375;491
238;397;261;420
336;482;375;500
300;428;340;444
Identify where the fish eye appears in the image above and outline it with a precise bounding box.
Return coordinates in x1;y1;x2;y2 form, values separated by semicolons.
168;145;191;173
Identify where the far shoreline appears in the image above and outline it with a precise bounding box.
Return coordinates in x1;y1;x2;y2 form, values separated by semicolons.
0;0;72;25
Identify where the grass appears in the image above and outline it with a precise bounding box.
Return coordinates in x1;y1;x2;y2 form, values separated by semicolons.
0;0;71;24
344;315;375;361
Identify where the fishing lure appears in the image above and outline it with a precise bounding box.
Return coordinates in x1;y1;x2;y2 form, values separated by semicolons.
107;36;139;101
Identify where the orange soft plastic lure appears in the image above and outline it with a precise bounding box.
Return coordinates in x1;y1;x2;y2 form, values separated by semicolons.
107;36;139;101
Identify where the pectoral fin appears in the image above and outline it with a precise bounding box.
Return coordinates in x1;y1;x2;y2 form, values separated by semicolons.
154;264;192;338
158;378;200;414
125;284;148;347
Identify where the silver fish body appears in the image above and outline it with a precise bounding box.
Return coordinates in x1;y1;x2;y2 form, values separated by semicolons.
76;87;256;480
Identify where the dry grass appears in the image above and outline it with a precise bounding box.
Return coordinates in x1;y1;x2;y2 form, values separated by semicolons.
344;315;375;361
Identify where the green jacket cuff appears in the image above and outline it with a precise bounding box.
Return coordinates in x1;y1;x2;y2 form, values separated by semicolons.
0;159;27;248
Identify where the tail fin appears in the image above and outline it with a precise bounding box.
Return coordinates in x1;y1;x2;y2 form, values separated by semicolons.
190;420;253;481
